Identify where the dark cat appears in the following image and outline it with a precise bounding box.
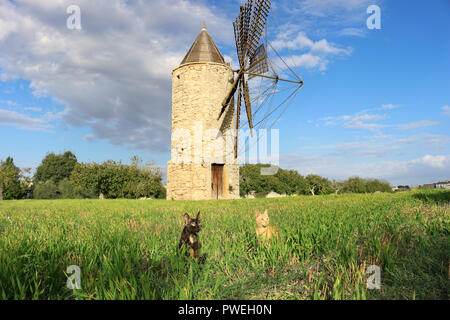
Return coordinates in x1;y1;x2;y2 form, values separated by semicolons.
178;211;206;263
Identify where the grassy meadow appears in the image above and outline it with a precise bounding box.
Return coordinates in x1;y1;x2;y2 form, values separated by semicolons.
0;190;448;300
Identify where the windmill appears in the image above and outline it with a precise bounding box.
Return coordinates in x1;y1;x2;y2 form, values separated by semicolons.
218;0;304;159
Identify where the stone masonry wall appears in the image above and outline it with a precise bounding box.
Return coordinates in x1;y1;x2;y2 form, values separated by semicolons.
167;62;240;200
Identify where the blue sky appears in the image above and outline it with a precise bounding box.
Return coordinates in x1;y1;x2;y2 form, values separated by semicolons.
0;0;449;186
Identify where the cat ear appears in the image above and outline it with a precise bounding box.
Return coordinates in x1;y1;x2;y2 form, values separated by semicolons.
263;209;268;215
183;213;191;224
196;211;201;220
255;210;261;218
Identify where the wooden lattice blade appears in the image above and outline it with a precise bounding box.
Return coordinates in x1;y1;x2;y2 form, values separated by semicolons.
248;43;269;80
235;82;242;158
233;2;253;67
246;0;271;62
243;80;253;135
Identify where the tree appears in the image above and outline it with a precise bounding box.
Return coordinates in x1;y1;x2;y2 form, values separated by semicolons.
70;160;166;199
130;155;164;180
239;164;266;197
342;177;392;194
332;180;345;195
343;177;367;194
0;157;25;200
70;162;101;198
58;179;75;199
239;164;296;197
18;167;33;199
34;151;78;185
33;180;59;199
240;164;333;197
366;179;392;193
303;174;333;196
275;169;306;195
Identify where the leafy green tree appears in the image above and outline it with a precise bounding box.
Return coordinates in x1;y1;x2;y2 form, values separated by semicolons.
366;179;392;193
20;168;33;198
303;174;334;195
275;169;306;195
70;160;166;199
239;164;265;197
342;177;392;194
33;181;60;199
34;151;77;184
343;177;367;193
70;163;101;198
58;179;75;199
239;164;280;197
240;164;308;197
332;180;345;195
0;157;25;200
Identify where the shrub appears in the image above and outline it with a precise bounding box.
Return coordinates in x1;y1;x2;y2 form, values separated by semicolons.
240;164;308;197
343;177;367;194
342;176;392;194
33;181;60;199
70;160;166;199
58;179;75;199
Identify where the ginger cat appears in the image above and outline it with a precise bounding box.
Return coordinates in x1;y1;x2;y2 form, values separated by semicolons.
255;209;278;246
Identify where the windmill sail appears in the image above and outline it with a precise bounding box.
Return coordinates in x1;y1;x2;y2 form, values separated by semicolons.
246;0;271;61
235;81;243;158
221;0;303;159
248;43;269;79
243;80;253;133
233;2;253;66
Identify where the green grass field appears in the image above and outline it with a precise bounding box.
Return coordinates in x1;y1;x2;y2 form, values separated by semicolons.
0;190;448;300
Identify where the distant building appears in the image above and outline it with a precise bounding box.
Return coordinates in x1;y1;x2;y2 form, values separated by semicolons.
436;180;450;189
420;179;450;189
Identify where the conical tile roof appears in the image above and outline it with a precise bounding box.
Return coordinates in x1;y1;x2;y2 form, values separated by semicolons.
180;23;225;65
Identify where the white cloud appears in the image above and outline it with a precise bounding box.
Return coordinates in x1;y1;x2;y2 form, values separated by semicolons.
442;105;450;116
317;112;386;130
337;27;366;37
7;100;18;107
272;31;352;55
277;0;381;39
280;153;450;186
419;155;448;169
398;120;439;131
292;130;450;185
287;53;324;70
302;133;450;159
381;104;400;110
0;0;232;152
271;31;352;71
315;106;442;132
296;0;379;18
83;134;95;141
24;107;43;112
0;108;53;131
393;134;450;150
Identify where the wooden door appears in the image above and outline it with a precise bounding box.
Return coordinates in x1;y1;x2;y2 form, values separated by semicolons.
211;164;224;199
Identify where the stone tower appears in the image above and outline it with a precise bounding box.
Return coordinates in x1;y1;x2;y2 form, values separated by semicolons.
166;24;240;200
